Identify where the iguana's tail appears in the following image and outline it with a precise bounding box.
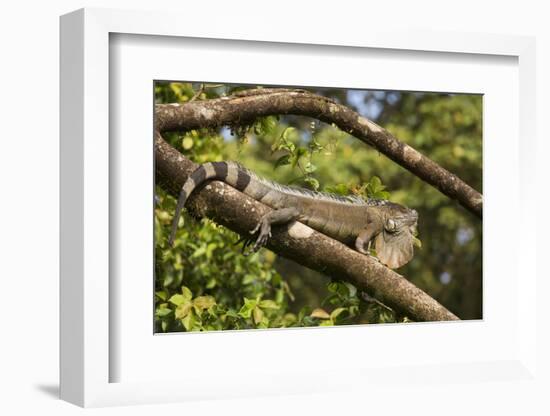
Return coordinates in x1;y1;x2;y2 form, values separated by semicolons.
168;161;251;246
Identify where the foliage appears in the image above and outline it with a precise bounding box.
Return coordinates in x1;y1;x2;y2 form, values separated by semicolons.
156;190;298;332
154;82;482;331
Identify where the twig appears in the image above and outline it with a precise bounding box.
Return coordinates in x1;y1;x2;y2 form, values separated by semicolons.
189;83;205;102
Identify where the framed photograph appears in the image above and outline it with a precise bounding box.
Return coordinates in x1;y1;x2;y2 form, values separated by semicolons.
60;7;537;407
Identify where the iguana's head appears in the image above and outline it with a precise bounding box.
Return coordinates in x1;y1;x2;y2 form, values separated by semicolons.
375;203;419;269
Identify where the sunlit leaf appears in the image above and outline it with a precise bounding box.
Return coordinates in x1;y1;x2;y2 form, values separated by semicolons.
193;296;216;311
253;306;264;324
155;291;168;301
304;162;317;173
175;302;192;319
238;298;257;319
169;294;186;306
181;310;196;331
282;127;295;141
182;136;194;150
258;300;279;310
310;308;330;319
330;307;347;321
156;306;172;318
181;286;193;301
343;282;357;298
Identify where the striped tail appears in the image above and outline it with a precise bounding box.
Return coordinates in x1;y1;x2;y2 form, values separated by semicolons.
168;161;252;246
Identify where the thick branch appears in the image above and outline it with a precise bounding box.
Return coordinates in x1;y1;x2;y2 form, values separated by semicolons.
156;88;482;218
156;132;459;322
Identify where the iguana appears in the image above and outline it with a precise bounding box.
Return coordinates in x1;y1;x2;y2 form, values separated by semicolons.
169;161;419;269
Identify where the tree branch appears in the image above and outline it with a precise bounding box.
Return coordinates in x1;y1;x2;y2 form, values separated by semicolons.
157;88;482;218
155;132;459;322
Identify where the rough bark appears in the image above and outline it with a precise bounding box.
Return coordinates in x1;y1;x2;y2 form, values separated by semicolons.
157;88;482;218
155;132;459;322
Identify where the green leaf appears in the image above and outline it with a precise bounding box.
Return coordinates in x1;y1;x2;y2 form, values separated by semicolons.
303;177;320;191
155;291;168;301
324;183;350;195
257;116;277;136
181;310;196;331
162;273;174;288
291;147;308;168
309;138;324;152
310;308;330;319
365;176;390;200
258;300;279;310
370;176;383;191
242;274;256;285
322;293;340;307
327;281;340;293
182;136;194;150
281;313;297;326
206;242;217;259
169;294;187;306
238;307;252;319
253;306;264;324
257;315;270;329
282;127;295;141
274;154;291;169
175;301;192;319
376;190;391;200
327;281;356;299
191;245;207;258
330;307;347;321
298;305;312;322
193;296;216;311
225;309;240;319
343;282;357;298
238;297;257;319
181;286;193;301
304;162;317;173
154;216;164;245
155;305;172;318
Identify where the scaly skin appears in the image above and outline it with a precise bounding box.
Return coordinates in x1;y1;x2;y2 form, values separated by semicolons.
169;161;419;269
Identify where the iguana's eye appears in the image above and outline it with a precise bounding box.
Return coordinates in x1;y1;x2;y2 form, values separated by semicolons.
386;218;397;232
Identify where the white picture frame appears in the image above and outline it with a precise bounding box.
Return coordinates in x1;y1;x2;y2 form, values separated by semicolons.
60;7;538;408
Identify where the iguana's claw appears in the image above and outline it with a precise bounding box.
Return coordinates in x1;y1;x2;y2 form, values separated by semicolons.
356;243;380;263
356;246;369;255
368;254;381;263
249;222;261;235
242;235;267;256
252;229;271;252
247;219;272;254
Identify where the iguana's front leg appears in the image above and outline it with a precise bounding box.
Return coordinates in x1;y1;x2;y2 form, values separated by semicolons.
248;207;302;253
355;222;380;255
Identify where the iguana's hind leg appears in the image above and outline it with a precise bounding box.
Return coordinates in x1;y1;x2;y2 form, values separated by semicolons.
247;207;302;254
